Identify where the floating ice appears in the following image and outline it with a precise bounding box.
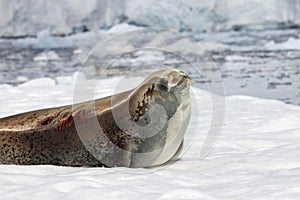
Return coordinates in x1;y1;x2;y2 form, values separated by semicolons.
265;37;300;51
34;51;61;62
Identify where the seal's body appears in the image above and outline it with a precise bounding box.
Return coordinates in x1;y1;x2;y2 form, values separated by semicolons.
0;69;191;167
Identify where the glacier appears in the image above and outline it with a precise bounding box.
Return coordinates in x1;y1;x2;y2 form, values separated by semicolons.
0;0;300;37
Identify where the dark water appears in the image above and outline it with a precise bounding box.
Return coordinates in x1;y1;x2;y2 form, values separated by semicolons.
0;29;299;106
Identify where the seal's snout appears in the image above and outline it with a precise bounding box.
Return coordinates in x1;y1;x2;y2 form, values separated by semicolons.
179;71;192;88
167;70;191;92
180;71;192;86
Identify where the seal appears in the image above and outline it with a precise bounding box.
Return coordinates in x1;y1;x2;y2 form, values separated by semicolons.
0;68;191;167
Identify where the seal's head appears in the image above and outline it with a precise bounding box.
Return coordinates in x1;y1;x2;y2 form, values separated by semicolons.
146;68;191;94
131;69;191;110
154;68;191;100
126;68;192;167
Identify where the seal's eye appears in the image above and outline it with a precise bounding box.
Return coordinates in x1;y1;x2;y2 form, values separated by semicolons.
156;78;168;91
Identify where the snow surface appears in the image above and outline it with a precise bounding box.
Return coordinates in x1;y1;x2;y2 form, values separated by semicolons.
0;73;300;199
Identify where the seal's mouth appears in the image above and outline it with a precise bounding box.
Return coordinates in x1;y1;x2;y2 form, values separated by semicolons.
182;72;192;86
168;71;191;93
179;71;192;87
148;69;192;98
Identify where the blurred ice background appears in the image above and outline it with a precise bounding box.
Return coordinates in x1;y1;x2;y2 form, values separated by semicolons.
0;0;299;105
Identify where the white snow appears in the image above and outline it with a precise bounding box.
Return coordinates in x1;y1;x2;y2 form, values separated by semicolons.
0;74;300;199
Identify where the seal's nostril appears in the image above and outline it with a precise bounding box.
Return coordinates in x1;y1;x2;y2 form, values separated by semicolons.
183;73;191;80
181;73;192;86
177;77;185;86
